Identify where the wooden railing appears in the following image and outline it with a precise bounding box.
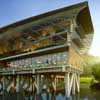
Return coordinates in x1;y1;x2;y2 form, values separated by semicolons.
0;65;83;75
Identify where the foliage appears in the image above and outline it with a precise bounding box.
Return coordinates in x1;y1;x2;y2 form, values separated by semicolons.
80;77;92;84
81;54;100;77
80;54;100;85
92;63;100;82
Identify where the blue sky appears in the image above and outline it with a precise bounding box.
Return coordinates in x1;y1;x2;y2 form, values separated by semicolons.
0;0;99;56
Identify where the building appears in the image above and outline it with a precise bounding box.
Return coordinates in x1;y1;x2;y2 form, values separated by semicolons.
0;1;94;98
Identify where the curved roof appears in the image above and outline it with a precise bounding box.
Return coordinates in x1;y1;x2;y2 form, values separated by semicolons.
0;1;94;33
0;1;94;61
77;6;94;34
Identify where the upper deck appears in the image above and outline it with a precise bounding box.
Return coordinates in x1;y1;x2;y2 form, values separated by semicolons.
0;2;94;74
0;2;93;59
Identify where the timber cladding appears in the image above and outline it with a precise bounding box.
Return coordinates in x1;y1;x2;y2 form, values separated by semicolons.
68;47;83;68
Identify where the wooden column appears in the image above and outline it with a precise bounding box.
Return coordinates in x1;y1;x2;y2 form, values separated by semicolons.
36;75;42;95
65;73;70;97
72;74;75;95
36;75;42;100
52;75;57;93
2;77;5;94
75;74;80;93
7;76;13;93
16;75;20;93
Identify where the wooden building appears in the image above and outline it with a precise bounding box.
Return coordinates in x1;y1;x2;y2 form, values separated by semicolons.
0;1;94;98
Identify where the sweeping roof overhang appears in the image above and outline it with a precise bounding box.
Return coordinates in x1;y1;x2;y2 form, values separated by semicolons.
0;2;93;33
0;1;94;61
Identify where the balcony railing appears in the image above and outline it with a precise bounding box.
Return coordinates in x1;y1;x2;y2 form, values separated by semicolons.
0;64;83;75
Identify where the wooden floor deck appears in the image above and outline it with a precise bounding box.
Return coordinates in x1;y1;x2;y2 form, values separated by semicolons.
0;65;82;75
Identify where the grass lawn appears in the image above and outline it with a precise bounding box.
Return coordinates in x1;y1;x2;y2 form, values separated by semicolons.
80;77;92;84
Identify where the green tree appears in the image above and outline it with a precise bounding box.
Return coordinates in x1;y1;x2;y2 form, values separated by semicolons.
92;63;100;82
82;54;100;77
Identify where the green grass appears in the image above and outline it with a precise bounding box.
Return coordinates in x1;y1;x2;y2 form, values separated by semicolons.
80;77;92;84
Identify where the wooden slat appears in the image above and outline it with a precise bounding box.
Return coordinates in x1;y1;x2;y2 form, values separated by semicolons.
69;47;82;68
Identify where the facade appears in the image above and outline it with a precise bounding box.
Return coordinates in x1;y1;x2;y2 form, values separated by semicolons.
0;2;94;98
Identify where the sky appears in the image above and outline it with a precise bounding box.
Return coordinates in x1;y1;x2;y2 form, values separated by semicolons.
0;0;99;56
